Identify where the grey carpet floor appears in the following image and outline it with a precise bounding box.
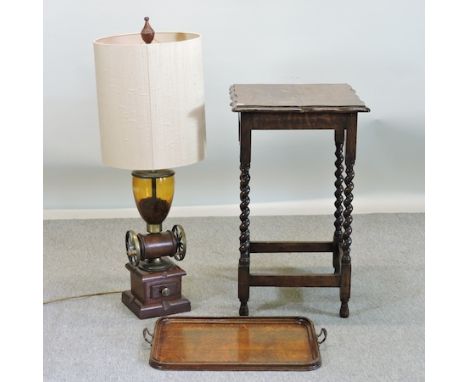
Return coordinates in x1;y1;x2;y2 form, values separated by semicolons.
44;214;424;381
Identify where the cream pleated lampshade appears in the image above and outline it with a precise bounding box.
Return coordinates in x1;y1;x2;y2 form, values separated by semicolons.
94;32;206;170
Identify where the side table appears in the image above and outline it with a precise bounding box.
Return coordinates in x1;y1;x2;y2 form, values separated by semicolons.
230;84;370;318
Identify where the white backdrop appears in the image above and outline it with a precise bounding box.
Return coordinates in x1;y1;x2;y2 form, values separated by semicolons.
44;0;424;214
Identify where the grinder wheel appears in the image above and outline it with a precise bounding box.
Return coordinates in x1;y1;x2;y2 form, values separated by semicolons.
172;225;187;261
125;230;141;266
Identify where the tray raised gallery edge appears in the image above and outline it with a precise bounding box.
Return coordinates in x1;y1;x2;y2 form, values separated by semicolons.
145;316;326;371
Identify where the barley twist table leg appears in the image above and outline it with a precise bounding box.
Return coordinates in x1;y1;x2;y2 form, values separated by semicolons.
239;163;251;316
340;116;357;318
333;128;345;274
340;162;354;317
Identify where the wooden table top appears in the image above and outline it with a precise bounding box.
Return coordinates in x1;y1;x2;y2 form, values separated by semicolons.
230;84;369;113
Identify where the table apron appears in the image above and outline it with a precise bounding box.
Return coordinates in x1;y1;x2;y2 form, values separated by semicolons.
241;112;354;130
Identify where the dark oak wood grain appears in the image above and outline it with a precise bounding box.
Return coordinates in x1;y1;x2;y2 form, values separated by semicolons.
250;241;334;253
333;127;345;274
339;114;358;318
231;84;369;318
230;84;369;112
241;112;348;130
250;274;341;288
238;120;252;316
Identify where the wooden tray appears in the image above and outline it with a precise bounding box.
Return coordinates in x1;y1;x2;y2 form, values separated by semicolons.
145;316;326;371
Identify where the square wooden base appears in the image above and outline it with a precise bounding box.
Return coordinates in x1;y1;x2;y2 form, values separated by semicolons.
122;290;191;319
122;262;191;319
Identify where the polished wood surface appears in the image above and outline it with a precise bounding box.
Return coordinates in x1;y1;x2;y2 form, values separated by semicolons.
250;274;341;287
250;241;334;253
240;112;349;130
230;84;369;112
149;317;322;370
231;84;369;318
140;17;155;44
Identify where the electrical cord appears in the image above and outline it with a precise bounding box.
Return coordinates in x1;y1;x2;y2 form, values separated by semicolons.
43;290;125;305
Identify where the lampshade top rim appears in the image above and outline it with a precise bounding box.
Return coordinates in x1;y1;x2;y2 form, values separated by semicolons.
94;32;201;46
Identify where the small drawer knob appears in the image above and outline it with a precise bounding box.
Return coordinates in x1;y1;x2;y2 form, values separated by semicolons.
161;287;170;297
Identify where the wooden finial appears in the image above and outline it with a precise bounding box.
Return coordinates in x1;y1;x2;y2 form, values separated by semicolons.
141;17;155;44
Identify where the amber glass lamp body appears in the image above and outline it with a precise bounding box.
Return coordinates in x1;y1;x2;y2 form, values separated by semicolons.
132;170;175;233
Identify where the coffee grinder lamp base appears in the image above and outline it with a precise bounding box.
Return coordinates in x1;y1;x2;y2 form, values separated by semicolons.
121;262;191;319
122;291;191;319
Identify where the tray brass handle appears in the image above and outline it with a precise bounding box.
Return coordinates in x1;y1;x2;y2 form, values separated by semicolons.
143;328;154;345
317;328;327;344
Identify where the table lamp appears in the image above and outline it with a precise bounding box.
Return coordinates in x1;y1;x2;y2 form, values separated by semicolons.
94;18;206;319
